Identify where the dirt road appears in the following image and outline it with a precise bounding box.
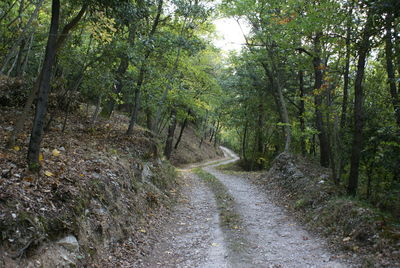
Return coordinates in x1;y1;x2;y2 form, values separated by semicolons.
139;148;353;267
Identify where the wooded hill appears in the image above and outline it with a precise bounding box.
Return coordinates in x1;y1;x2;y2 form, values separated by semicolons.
0;0;224;167
1;0;400;264
218;0;400;218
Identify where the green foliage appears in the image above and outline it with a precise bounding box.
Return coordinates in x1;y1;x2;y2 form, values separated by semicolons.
1;0;400;217
215;0;400;216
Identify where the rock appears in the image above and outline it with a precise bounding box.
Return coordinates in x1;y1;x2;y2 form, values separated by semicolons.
57;235;79;252
142;162;153;182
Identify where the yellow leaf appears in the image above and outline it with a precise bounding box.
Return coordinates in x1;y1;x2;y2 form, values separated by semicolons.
139;228;146;233
13;146;20;151
39;153;44;161
52;149;60;157
44;171;54;177
211;242;219;247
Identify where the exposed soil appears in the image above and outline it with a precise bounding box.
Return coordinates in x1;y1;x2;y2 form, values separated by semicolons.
170;124;224;167
141;148;358;267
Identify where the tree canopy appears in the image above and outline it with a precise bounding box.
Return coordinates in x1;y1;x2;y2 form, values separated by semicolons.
1;0;400;216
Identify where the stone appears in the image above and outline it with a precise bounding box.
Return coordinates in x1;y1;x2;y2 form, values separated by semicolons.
57;235;79;252
141;162;153;182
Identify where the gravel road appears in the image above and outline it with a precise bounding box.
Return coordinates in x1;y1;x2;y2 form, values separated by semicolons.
140;148;353;268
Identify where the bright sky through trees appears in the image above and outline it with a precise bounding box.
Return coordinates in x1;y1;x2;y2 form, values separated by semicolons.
213;18;248;52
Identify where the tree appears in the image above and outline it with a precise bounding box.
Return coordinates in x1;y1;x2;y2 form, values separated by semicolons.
27;0;60;169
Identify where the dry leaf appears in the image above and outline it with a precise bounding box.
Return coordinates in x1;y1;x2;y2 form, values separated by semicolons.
139;228;146;233
39;153;44;161
13;146;20;151
52;149;60;157
44;171;54;177
343;237;351;242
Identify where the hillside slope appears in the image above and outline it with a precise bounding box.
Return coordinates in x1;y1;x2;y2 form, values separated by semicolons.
0;105;221;267
170;123;224;166
255;153;400;266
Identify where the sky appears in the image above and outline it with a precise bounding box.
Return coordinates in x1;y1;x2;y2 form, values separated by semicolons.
212;18;249;53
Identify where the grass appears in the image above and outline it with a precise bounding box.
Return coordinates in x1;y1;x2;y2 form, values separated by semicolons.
192;168;242;229
192;167;251;259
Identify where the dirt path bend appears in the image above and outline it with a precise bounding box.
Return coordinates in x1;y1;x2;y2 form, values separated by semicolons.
140;149;354;268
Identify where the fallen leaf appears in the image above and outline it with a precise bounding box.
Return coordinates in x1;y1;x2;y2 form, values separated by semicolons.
139;228;146;233
52;149;61;157
44;171;54;177
211;242;219;247
39;153;44;161
343;237;351;242
13;146;20;151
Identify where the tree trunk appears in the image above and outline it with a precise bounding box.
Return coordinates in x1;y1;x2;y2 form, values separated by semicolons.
313;33;330;167
256;99;264;155
384;13;400;182
384;13;400;128
101;57;129;118
127;0;163;134
209;120;216;142
7;2;87;147
14;39;25;77
164;109;177;159
91;95;102;125
340;10;352;129
127;64;145;135
27;0;60;169
242;121;248;161
299;71;306;156
174;116;188;149
101;25;136;117
21;32;34;76
54;3;87;51
213;120;220;148
348;12;373;196
0;0;44;74
0;1;18;24
62;74;84;132
146;107;155;131
263;54;291;152
338;11;353;182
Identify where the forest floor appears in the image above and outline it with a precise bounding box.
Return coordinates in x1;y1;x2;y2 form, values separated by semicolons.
0;105;222;267
138;148;360;268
